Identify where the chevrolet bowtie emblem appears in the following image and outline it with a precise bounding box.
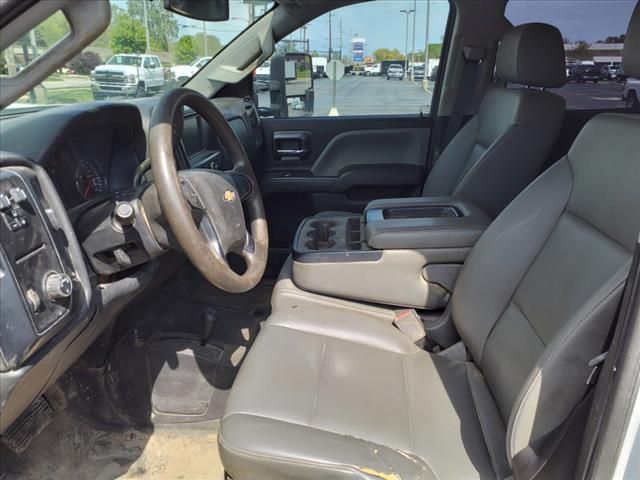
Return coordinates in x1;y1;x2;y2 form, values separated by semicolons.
223;190;237;202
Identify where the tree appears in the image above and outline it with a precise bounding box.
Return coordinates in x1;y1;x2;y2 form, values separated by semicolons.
193;32;223;57
127;0;178;51
373;48;405;62
428;44;442;58
602;34;625;43
174;35;198;64
111;12;146;54
68;51;102;75
571;40;591;61
35;11;68;48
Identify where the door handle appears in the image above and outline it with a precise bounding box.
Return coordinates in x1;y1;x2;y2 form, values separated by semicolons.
276;149;308;156
273;131;311;161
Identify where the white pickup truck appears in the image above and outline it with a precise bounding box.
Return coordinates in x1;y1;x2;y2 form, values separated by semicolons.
91;54;165;99
623;77;640;111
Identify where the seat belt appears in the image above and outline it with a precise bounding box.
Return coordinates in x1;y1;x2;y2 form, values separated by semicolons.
393;309;426;348
439;45;485;155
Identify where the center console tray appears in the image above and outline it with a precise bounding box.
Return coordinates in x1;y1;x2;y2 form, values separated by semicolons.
292;215;381;263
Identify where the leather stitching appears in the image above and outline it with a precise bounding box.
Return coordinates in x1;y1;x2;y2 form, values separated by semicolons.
466;364;503;478
565;208;631;252
402;356;414;451
508;280;625;458
309;339;327;427
511;301;547;348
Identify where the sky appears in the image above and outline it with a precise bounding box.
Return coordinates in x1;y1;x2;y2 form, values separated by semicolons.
301;1;451;57
506;0;636;43
111;0;637;55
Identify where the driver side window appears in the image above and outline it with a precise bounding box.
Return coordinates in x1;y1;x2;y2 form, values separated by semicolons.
255;0;451;117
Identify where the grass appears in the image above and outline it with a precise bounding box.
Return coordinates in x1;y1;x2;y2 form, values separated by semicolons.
46;86;93;104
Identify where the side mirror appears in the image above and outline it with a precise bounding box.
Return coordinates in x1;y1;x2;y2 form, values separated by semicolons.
269;53;314;118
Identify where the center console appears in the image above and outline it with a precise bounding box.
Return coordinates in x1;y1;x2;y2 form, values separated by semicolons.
291;197;491;309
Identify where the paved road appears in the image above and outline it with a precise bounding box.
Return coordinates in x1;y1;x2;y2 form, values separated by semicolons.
259;74;627;117
312;75;433;116
553;81;625;109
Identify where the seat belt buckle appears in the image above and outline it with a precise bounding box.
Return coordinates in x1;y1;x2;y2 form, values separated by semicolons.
393;310;426;348
586;351;608;385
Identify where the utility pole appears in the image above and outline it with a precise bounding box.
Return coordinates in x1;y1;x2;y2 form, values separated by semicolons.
400;9;414;79
302;25;308;53
410;0;417;80
328;11;333;61
142;0;151;54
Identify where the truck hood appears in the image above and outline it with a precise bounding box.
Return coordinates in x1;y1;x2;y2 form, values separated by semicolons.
94;64;139;73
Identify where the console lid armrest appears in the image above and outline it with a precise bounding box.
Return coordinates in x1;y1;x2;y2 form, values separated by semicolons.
364;196;491;250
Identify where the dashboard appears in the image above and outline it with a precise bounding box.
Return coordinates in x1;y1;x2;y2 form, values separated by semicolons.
0;95;263;433
46;122;141;208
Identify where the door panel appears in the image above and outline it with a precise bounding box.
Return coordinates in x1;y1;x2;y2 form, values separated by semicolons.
257;115;432;251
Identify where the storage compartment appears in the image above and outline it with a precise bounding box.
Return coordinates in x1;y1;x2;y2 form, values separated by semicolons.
382;205;461;219
290;196;491;309
365;197;491;250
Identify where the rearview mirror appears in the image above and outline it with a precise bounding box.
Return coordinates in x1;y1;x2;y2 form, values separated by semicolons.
163;0;229;21
269;53;314;118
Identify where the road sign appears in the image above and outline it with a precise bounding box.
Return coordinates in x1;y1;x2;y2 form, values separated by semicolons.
326;60;345;81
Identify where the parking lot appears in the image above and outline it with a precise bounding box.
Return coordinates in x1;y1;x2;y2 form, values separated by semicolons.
313;75;434;116
269;74;628;117
29;70;628;114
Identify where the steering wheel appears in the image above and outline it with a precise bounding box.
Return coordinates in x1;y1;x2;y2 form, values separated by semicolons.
149;88;268;293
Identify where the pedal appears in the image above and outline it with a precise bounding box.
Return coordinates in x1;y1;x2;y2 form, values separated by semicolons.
1;396;53;454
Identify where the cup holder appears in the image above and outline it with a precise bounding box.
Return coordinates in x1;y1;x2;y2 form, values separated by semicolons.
305;220;337;250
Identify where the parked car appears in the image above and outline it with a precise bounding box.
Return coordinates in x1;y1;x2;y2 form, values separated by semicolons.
170;56;212;82
617;65;628;82
350;64;365;76
386;63;404;80
623;77;640;111
600;64;618;80
567;64;601;83
91;54;165;99
428;64;439;80
412;64;425;80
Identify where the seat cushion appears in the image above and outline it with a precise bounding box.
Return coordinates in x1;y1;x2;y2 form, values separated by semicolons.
219;306;507;480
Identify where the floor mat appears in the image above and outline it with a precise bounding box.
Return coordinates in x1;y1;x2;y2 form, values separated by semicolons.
1;410;224;480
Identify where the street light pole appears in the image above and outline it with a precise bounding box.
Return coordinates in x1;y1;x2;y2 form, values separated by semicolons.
424;0;431;85
400;9;414;79
410;0;417;80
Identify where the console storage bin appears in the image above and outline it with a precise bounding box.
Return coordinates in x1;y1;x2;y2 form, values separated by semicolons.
291;197;491;309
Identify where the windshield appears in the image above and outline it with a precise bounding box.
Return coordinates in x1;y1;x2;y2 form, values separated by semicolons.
107;55;142;66
2;0;273;113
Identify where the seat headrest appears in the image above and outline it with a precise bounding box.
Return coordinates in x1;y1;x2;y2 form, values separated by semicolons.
496;23;566;88
623;2;640;78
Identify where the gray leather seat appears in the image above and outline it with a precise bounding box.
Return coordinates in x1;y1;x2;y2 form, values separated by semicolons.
219;10;640;480
320;22;567;220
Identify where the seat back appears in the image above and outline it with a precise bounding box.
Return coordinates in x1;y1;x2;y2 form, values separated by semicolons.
451;6;640;475
423;23;566;218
